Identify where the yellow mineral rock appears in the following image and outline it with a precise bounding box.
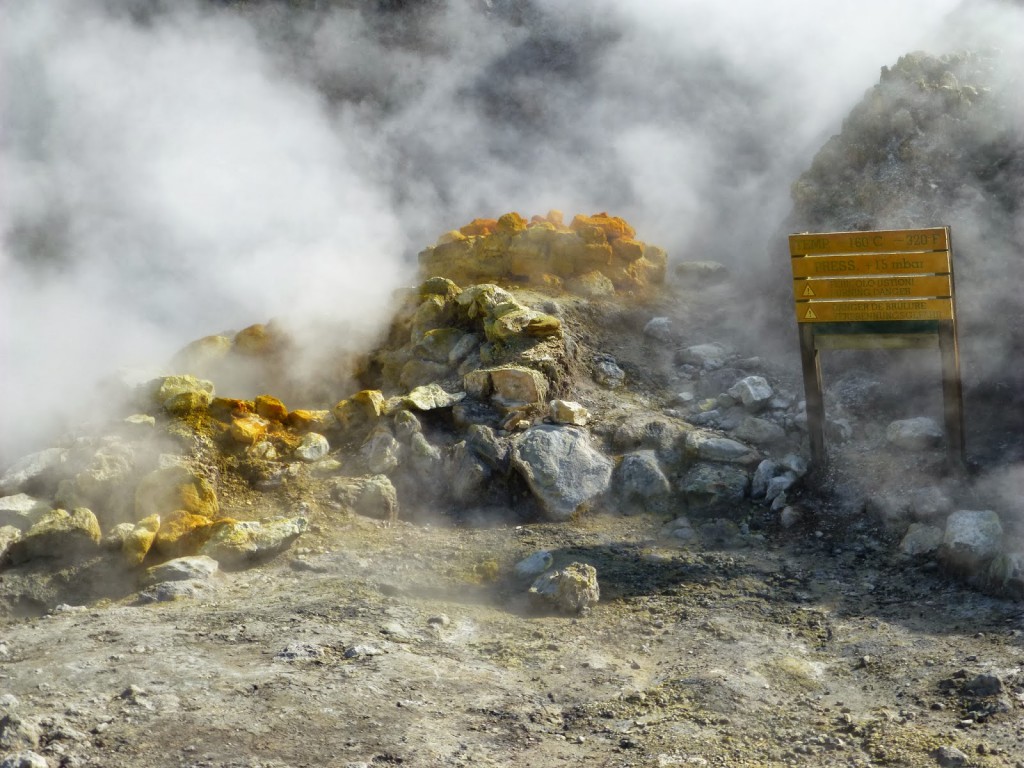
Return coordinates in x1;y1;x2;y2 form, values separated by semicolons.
496;211;527;233
254;395;288;422
135;466;219;521
611;237;645;263
233;323;277;356
334;389;386;432
230;414;271;445
153;511;222;558
209;397;254;422
571;212;636;241
459;218;498;237
436;229;467;245
122;513;160;566
286;409;332;433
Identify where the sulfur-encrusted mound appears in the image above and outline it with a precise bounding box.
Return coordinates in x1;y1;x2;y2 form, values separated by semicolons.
418;210;666;294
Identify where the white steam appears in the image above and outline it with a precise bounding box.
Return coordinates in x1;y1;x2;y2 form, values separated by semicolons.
2;0;1012;466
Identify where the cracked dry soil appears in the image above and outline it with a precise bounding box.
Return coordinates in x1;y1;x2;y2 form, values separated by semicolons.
2;508;1023;768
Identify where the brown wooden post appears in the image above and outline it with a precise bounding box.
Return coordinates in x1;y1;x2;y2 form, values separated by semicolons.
937;319;966;471
798;324;827;472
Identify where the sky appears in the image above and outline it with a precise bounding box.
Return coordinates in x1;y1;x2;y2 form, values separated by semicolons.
0;0;1007;465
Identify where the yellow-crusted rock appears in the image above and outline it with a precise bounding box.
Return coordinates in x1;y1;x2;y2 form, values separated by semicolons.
334;390;386;432
254;395;288;422
122;513;160;566
571;212;636;241
135;466;219;521
286;409;333;433
7;507;102;564
153;511;224;558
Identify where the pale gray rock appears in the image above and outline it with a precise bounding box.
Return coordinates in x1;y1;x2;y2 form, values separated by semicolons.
935;745;969;768
407;432;442;478
611;415;686;454
200;517;308;567
402;383;465;411
765;472;797;503
448;442;491;503
0;494;51;531
679;463;749;508
511;426;613;521
779;454;809;476
0;753;49;768
673;260;730;284
138;579;216;603
643;317;672;342
987;552;1024;599
886;417;943;451
294;433;330;462
677;343;730;369
332;475;399;523
733;416;786;445
615;451;671;511
448;333;479;366
513;550;554;578
361;429;401;475
0;447;65;495
909;486;953;521
392;410;422;441
592;356;625;389
779;505;803;529
751;460;778;499
940;510;1003;574
900;523;944;556
727;376;774;411
144;555;220;586
529;562;600;613
685;431;758;464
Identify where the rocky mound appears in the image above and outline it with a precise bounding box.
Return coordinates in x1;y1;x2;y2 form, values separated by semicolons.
1;210;1022;615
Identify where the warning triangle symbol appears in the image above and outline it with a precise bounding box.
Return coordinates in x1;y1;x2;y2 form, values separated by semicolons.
804;307;817;319
802;284;815;297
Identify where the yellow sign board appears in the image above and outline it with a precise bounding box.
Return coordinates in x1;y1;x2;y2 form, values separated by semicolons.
790;251;951;278
794;298;954;323
789;227;948;256
793;274;951;301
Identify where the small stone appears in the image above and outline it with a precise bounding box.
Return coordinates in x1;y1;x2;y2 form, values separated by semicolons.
144;555;220;586
529;562;600;613
549;400;590;426
941;510;1003;574
0;752;49;768
900;523;944;556
677;343;730;369
935;745;969;767
779;506;803;529
200;517;308;567
592;356;625;389
643;317;672;342
886;417;943;451
402;383;465;411
514;550;554;578
727;376;774;411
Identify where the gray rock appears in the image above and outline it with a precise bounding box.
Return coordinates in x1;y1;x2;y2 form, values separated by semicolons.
529;562;600;613
765;472;797;503
511;426;613;521
0;494;51;531
751;460;778;499
727;376;774;411
611;415;686;454
0;712;41;751
0;447;65;495
332;474;399;523
900;523;944;556
643;317;672;342
677;343;730;369
407;432;442;478
200;517;309;566
679;463;749;508
466;425;510;473
592;357;625;389
685;431;758;464
615;451;671;511
987;552;1024;599
779;505;803;529
402;383;465;411
393;410;422;441
779;454;809;476
934;745;969;767
144;555;220;586
673;260;730;284
513;550;554;578
886;417;943;451
940;510;1003;574
361;429;401;475
909;486;953;521
0;753;49;768
733;416;786;445
294;433;330;462
138;579;216;603
448;442;491;503
274;643;326;662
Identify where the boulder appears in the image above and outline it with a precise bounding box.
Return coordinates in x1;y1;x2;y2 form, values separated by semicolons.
153;512;220;558
685;431;758;464
7;507;101;565
900;523;944;556
511;426;613;521
529;562;600;613
615;451;671;512
0;447;65;496
0;494;51;531
886;417;943;451
677;343;730;369
332;474;399;523
360;428;401;475
679;463;749;509
728;376;774;411
733;416;786;445
143;555;219;586
200;516;308;567
940;510;1003;574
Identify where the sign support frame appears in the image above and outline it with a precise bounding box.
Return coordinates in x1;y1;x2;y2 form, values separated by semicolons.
790;226;966;475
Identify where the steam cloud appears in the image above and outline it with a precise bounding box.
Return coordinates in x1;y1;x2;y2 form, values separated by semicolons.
4;0;1018;467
